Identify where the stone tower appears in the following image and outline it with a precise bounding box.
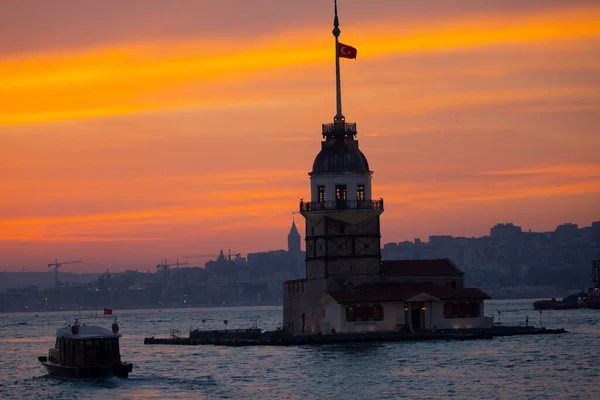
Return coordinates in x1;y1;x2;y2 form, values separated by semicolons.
300;121;383;288
283;0;383;334
287;220;301;255
287;219;304;278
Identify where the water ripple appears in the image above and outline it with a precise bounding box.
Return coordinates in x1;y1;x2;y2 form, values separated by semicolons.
0;301;597;399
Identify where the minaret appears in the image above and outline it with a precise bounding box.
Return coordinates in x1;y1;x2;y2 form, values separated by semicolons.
291;0;383;333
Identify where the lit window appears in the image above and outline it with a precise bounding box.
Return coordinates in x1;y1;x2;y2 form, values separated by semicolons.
444;301;480;318
317;186;326;202
345;304;384;321
357;185;365;201
335;185;347;201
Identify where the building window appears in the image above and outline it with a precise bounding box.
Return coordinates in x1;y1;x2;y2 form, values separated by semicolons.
317;185;326;202
465;302;479;318
346;306;355;321
335;185;347;201
345;304;384;321
450;281;457;289
444;301;480;318
444;302;452;318
357;184;365;201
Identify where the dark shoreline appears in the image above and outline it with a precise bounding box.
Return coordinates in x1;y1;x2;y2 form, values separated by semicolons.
144;326;568;347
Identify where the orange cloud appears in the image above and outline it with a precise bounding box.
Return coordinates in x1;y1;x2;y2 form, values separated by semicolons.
378;164;600;211
480;164;600;176
1;5;600;126
2;236;173;243
2;160;598;243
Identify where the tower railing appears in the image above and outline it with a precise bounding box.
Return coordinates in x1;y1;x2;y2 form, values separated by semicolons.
299;199;383;212
322;121;357;136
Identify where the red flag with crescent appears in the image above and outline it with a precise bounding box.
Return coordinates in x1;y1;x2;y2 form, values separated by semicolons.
338;42;357;59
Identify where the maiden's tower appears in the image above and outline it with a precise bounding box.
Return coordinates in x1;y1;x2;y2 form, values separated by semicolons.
283;1;492;335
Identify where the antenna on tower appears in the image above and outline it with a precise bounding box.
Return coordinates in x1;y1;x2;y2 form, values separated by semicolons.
333;0;344;122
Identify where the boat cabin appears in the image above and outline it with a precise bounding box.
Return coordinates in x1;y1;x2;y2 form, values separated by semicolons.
49;325;122;368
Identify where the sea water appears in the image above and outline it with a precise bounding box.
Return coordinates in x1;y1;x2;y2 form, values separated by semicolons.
0;300;598;399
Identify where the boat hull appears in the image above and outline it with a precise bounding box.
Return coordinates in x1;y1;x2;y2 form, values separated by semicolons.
38;356;133;379
533;300;600;310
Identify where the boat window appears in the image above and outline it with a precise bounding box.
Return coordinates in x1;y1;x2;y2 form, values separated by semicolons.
83;338;119;365
63;339;75;366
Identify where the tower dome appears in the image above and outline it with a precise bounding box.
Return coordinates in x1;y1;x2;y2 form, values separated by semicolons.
311;135;370;174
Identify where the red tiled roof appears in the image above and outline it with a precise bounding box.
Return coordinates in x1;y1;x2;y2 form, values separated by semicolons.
327;282;490;303
380;259;463;277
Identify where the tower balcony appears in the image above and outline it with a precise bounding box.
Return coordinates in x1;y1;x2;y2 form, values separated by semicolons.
299;199;384;213
322;121;357;137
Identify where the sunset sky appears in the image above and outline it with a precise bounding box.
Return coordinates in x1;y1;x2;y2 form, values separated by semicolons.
1;0;599;272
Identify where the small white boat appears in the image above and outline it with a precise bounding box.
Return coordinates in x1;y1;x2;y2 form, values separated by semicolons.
38;319;133;379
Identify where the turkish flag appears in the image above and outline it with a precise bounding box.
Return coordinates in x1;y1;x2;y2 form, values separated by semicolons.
338;43;357;59
104;308;112;315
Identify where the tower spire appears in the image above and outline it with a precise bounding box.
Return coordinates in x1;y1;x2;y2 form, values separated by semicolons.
333;0;344;122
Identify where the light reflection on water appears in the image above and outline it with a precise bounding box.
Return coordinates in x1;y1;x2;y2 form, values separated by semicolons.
0;301;598;399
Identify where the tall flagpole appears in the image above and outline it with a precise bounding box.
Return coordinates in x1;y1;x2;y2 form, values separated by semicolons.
333;0;344;122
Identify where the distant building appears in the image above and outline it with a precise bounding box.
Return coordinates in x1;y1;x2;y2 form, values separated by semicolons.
554;223;579;239
205;250;247;277
593;222;600;245
490;223;522;241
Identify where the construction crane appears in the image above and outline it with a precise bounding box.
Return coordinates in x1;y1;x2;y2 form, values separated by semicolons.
48;259;82;288
155;258;188;302
97;269;110;283
183;254;220;260
156;258;188;271
185;250;241;262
